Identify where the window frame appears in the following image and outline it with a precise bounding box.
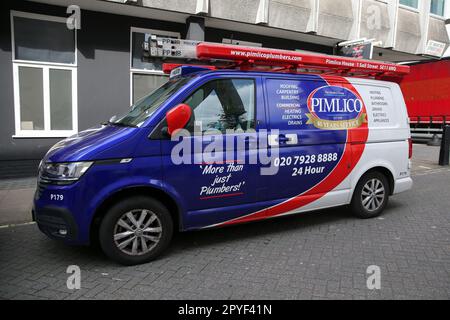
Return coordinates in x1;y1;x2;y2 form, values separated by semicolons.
398;0;420;12
429;0;446;18
129;27;180;105
11;10;78;138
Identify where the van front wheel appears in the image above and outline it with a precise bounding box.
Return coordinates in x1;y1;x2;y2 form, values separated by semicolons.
351;172;390;219
99;197;173;265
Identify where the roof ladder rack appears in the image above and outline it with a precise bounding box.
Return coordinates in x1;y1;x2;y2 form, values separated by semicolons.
143;37;410;79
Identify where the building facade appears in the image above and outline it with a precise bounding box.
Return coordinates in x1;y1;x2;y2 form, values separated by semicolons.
0;0;449;176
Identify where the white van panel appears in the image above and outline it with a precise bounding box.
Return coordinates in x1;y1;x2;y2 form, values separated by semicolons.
349;79;411;143
348;78;412;198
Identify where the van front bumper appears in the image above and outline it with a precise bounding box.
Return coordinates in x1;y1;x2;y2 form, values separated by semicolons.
33;206;79;241
393;177;413;194
33;179;90;245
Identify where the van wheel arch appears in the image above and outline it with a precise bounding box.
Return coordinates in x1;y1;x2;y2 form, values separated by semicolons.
353;167;395;197
89;187;181;246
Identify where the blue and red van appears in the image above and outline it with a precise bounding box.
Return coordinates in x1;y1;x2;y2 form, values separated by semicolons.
33;43;413;265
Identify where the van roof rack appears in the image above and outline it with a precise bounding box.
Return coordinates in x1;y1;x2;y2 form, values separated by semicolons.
144;37;409;79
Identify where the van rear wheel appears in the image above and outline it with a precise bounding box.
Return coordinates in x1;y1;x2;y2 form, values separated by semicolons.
99;196;173;265
351;172;390;219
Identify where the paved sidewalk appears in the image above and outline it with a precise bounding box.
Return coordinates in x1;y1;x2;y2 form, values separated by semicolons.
410;144;442;175
0;177;36;226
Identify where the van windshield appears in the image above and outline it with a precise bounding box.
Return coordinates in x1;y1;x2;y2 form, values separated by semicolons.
111;77;192;127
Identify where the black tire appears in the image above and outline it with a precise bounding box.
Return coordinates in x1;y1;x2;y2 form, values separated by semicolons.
99;196;173;265
351;171;390;219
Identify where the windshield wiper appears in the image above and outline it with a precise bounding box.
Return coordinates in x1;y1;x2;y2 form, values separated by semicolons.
103;121;138;128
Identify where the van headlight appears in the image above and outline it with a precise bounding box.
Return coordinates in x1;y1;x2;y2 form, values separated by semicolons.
41;162;93;184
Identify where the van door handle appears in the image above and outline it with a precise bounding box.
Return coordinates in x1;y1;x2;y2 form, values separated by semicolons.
278;134;298;145
285;134;298;145
268;134;298;146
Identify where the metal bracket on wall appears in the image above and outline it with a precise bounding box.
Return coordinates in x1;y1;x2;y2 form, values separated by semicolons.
196;0;209;15
256;0;269;25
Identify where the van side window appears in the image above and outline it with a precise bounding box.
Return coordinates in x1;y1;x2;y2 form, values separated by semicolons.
184;79;255;134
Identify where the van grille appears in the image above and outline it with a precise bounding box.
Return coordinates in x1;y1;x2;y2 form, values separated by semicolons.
36;179;50;200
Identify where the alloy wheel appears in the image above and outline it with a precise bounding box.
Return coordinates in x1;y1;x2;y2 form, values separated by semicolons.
113;209;162;256
361;178;386;212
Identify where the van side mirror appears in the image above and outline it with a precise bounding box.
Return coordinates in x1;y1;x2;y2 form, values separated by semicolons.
166;104;192;136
